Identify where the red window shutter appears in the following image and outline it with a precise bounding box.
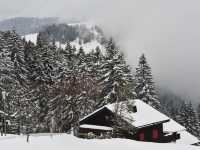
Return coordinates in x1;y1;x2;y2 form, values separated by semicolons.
139;133;145;141
152;129;159;139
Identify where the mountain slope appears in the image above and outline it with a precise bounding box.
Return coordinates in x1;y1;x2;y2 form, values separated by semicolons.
0;17;58;35
22;22;106;53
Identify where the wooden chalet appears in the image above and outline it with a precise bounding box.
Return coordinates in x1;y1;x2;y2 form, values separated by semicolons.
78;99;184;143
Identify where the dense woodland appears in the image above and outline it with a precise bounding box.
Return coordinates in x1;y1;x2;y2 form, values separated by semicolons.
0;17;58;35
39;24;105;44
0;30;199;139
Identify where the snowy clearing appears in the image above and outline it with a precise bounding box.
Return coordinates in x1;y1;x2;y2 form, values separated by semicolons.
22;33;105;54
22;33;38;44
0;134;199;150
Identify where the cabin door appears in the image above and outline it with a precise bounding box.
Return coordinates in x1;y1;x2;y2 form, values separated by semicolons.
139;132;145;141
152;129;159;140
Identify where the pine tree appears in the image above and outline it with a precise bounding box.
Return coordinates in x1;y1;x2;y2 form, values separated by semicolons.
197;104;200;121
176;101;200;139
176;101;188;128
185;102;200;139
197;104;200;137
48;62;98;132
61;41;76;69
23;33;62;132
24;40;35;62
98;39;135;107
0;31;29;134
135;54;160;109
77;47;86;65
84;47;104;109
47;45;102;132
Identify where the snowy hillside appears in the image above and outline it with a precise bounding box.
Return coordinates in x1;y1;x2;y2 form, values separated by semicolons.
22;22;106;53
22;33;38;44
0;134;199;150
0;17;58;35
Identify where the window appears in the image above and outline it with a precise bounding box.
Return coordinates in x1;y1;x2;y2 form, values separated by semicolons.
139;132;145;141
132;106;137;113
152;129;159;139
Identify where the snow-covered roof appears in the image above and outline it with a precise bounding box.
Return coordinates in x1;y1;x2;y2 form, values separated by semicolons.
163;118;185;133
81;99;185;132
106;99;169;128
80;124;113;131
176;131;199;145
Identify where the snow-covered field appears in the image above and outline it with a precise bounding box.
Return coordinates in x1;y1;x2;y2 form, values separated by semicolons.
0;134;199;150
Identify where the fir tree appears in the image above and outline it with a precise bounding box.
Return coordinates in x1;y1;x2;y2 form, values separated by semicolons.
60;41;77;70
48;66;99;132
0;31;29;133
47;44;102;132
135;54;160;109
23;33;62;132
185;102;200;139
98;39;135;107
89;47;104;78
197;104;200;121
176;101;188;128
176;101;200;139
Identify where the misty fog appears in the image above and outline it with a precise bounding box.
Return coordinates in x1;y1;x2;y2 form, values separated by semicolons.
1;0;200;102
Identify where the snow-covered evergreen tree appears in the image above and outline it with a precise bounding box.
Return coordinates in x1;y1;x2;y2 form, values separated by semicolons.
61;41;76;69
0;31;29;134
185;102;200;139
176;101;200;139
47;44;102;132
48;65;98;132
23;33;62;132
98;39;135;107
176;101;188;128
135;54;160;110
81;47;103;110
197;104;200;136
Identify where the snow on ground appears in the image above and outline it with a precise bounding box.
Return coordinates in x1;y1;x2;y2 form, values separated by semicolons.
70;38;105;53
22;33;38;44
0;133;199;150
23;34;105;54
177;131;200;145
163;118;185;133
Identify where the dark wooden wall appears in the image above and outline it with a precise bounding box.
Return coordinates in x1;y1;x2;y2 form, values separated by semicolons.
80;107;114;127
134;124;163;142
